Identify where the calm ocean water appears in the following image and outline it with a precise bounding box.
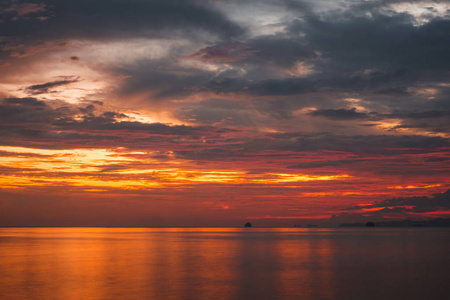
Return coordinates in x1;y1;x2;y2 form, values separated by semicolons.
0;227;449;300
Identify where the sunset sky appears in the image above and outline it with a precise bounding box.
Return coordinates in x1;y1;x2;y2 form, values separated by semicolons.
0;0;449;226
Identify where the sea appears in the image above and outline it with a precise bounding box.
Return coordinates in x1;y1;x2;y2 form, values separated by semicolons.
0;227;449;300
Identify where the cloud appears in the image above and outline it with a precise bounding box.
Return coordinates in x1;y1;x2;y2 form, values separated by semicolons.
25;76;79;95
1;0;49;21
2;41;70;58
347;189;450;214
0;0;244;46
308;108;369;120
328;189;450;225
425;157;450;162
3;97;46;106
253;132;450;155
0;97;241;149
183;44;258;63
288;159;361;169
305;108;450;133
2;0;446;135
0;97;56;125
107;8;450;131
175;98;257;126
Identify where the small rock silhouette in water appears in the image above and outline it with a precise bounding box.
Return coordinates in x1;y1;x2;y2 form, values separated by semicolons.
365;222;375;227
244;222;252;227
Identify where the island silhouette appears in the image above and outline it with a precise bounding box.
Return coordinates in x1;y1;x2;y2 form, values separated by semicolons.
339;218;450;227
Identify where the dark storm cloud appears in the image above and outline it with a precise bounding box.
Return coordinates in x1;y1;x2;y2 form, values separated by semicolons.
296;14;450;73
93;0;450;134
3;0;450;109
258;9;446;87
184;9;450;80
0;0;243;45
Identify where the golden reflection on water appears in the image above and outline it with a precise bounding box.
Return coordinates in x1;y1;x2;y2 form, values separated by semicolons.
0;228;449;300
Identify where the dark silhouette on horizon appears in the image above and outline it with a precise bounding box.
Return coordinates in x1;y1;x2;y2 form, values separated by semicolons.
366;222;375;227
244;222;252;227
340;218;450;227
307;224;319;228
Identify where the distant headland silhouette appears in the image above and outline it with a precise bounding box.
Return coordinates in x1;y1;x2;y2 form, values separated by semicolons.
339;218;450;227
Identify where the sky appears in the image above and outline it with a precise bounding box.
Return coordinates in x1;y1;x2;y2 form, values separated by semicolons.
0;0;449;226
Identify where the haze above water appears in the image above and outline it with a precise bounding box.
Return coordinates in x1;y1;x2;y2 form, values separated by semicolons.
1;228;449;300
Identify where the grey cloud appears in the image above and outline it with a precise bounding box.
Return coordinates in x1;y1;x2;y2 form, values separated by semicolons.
306;108;450;133
4;97;46;106
425;157;450;162
0;0;244;46
0;0;49;20
189;37;317;68
386;110;450;119
175;98;255;126
385;110;450;134
297;13;450;73
2;1;450;153
264;133;450;154
106;1;450;128
25;77;79;95
173;132;450;163
0;97;56;124
288;159;361;169
308;108;369;120
1;97;449;176
348;190;450;214
0;97;240;149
